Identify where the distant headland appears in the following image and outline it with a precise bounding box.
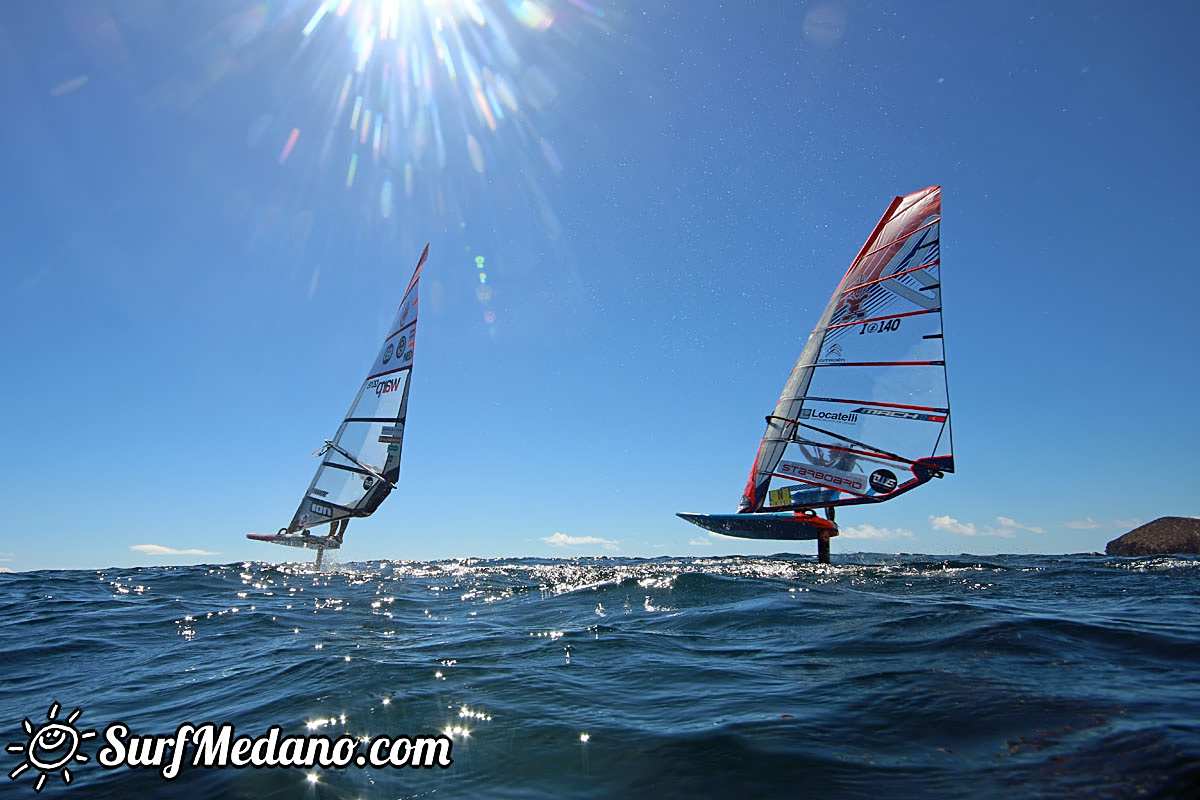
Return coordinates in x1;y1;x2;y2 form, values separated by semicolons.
1106;517;1200;556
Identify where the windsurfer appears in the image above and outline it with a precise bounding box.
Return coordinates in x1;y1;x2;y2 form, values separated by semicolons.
798;443;856;473
329;518;348;544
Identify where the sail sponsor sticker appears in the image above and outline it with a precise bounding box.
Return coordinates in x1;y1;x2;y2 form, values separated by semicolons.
379;424;404;444
769;484;838;507
851;407;946;423
818;343;846;363
869;469;898;493
768;486;793;507
368;375;406;398
799;408;858;425
775;461;866;494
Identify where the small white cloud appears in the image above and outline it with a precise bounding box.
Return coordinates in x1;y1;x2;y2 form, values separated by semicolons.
1066;517;1143;531
689;536;713;546
541;532;619;551
929;515;1015;538
996;516;1046;534
131;544;220;556
839;524;913;540
930;514;977;536
0;552;12;562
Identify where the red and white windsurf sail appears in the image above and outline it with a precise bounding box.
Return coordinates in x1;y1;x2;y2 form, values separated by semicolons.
738;187;953;514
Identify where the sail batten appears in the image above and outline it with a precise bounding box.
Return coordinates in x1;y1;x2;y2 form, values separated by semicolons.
810;360;945;368
842;260;942;294
859;218;941;261
791;396;949;413
827;308;939;330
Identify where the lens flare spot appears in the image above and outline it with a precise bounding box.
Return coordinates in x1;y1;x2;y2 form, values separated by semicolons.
50;75;89;96
466;134;485;173
473;86;497;131
302;4;328;37
279;128;300;164
336;75;352;114
540;137;561;172
380;179;393;218
506;0;554;30
463;0;487;26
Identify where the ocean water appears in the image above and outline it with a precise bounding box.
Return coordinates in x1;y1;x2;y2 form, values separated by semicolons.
2;554;1199;799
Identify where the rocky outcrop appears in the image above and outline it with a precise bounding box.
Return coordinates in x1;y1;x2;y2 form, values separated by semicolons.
1105;517;1200;556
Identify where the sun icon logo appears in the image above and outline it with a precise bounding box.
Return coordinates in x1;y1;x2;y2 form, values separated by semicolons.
6;702;97;793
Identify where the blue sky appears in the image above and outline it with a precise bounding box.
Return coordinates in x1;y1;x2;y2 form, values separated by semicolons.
1;1;1197;571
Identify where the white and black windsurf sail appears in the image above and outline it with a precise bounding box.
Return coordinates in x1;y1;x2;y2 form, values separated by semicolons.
739;186;952;514
272;244;427;541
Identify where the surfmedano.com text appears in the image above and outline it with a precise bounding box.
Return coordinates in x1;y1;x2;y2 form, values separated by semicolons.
98;722;453;779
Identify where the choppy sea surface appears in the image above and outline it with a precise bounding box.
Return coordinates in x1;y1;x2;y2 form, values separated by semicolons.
3;554;1199;799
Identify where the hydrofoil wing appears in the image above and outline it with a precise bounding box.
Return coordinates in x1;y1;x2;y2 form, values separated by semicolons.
246;532;342;551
